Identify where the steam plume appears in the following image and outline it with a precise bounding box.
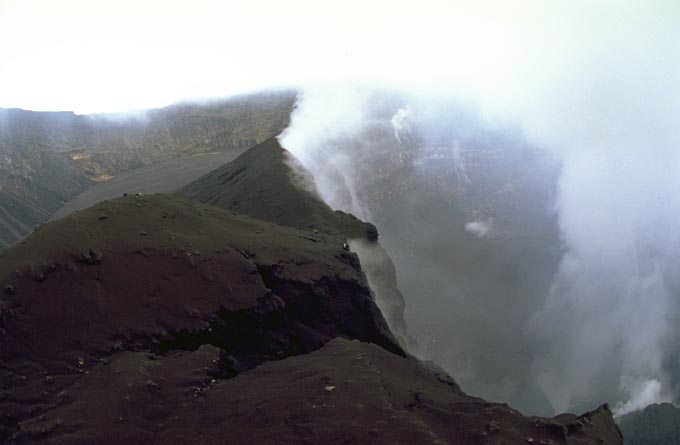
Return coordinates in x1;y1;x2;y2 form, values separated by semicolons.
280;4;680;413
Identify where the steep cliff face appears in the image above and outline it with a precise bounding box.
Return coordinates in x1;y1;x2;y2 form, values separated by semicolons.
0;92;294;248
180;138;415;349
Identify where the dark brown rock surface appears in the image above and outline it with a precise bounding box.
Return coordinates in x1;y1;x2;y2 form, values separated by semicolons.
0;194;401;441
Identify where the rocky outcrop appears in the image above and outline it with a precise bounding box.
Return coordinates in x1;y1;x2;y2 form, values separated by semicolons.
0;92;294;248
0;194;401;442
180;137;415;349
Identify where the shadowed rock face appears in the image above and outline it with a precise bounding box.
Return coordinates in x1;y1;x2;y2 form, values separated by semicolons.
0;92;294;249
618;403;680;445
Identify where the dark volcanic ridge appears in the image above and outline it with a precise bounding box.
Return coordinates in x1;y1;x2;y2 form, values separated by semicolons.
180;137;377;239
0;139;621;444
180;137;414;349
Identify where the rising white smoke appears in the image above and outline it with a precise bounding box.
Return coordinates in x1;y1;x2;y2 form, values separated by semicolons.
281;88;561;416
391;106;414;143
280;2;680;415
615;378;671;417
279;86;378;220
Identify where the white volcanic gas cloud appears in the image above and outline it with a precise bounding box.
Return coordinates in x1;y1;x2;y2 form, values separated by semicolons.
527;145;680;413
516;8;680;412
616;379;670;417
279;87;378;220
280;2;680;415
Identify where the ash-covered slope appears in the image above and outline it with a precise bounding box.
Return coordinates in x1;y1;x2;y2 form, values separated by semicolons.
180;137;414;349
50;150;248;221
617;403;680;445
0;92;294;249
